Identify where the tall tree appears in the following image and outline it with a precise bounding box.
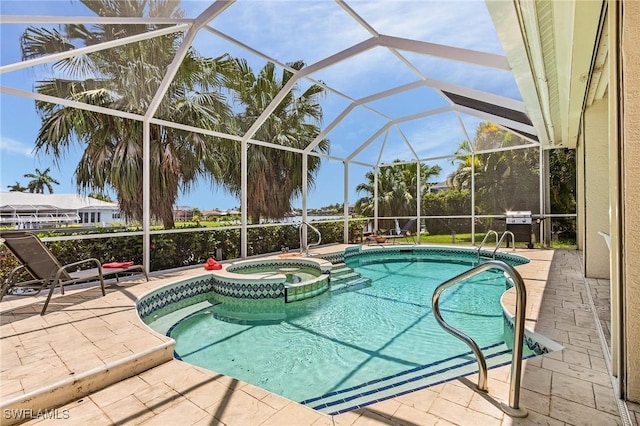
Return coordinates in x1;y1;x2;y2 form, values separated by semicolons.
222;59;330;223
24;167;59;193
355;161;442;227
6;182;28;192
20;0;236;228
448;123;539;214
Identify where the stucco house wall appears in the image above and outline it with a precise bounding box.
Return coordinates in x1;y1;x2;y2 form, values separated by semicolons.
622;0;640;402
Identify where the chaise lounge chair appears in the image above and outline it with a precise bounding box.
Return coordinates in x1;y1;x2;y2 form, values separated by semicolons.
0;231;148;315
365;218;417;245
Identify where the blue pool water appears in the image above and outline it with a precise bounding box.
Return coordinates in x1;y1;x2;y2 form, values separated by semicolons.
161;252;537;413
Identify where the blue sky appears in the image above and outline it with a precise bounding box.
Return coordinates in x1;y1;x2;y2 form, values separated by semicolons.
0;0;524;211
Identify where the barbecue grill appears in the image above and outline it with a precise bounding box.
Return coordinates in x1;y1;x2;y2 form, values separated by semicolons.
505;211;534;248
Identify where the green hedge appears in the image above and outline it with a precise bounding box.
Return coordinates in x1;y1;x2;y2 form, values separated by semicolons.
0;220;367;280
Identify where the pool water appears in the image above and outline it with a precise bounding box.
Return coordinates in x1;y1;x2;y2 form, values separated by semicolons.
165;256;535;412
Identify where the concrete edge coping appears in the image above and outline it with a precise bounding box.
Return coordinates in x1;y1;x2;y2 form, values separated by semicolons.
1;340;175;426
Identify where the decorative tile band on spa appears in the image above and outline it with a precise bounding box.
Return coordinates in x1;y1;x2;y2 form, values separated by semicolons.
212;280;285;299
137;276;215;320
226;259;323;274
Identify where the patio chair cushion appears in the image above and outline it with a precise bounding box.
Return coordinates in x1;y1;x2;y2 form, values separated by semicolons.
103;261;134;268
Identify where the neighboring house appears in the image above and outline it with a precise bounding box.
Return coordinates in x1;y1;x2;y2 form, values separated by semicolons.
0;192;124;229
428;181;450;194
201;209;224;219
173;206;195;221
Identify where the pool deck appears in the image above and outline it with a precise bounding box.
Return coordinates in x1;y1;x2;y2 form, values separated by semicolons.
1;245;638;425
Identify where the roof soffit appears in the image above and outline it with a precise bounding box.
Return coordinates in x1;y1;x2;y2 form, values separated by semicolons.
485;0;551;148
553;0;605;148
486;0;606;150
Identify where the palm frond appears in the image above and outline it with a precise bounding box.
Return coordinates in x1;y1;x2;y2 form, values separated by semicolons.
21;27;75;60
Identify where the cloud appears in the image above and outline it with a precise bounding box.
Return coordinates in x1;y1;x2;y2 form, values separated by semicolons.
210;1;371;65
348;1;503;53
0;136;34;157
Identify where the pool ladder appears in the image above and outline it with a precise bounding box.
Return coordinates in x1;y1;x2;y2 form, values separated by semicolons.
431;260;528;418
299;221;321;256
477;230;516;260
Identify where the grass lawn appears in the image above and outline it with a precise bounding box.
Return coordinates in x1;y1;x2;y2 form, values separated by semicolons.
417;232;576;249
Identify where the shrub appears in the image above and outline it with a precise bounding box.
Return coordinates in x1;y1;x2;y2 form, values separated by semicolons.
0;220;366;278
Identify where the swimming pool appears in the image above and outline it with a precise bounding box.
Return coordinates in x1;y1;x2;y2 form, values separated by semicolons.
139;247;556;414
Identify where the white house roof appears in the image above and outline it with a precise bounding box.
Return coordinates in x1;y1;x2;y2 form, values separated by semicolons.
0;192;119;211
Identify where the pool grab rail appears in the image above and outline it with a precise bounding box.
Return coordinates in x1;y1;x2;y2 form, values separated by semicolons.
492;231;516;258
476;230;499;259
299;222;321;256
431;260;528;418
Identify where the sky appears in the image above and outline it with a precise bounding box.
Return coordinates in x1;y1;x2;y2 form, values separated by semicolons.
0;0;526;211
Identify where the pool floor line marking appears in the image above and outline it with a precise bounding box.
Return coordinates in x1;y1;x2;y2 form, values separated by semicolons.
337;355;523;415
301;343;514;410
315;351;540;415
316;351;517;415
315;348;512;409
298;341;505;405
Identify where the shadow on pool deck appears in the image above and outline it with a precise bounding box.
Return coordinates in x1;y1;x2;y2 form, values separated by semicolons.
0;246;632;425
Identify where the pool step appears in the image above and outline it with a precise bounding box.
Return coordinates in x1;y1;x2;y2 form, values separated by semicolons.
330;277;372;294
329;264;372;292
300;342;515;415
329;264;352;277
331;271;361;283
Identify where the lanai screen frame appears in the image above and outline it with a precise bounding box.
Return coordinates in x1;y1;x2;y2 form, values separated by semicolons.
0;0;549;273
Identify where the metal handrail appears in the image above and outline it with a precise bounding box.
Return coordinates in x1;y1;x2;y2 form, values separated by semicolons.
431;260;528;418
477;230;499;259
299;221;321;256
492;231;516;258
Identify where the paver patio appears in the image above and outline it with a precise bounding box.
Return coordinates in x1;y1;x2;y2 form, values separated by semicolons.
0;247;635;425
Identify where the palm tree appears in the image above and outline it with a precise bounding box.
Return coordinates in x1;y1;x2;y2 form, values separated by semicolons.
20;0;236;229
446;140;476;190
448;122;539;214
24;167;59;193
222;59;330;223
88;192;113;202
6;182;28;192
355;160;442;228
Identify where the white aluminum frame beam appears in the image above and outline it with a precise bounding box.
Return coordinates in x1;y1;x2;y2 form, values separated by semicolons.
141;0;234;271
346;106;451;162
0;24;189;75
0;86;143;121
0;16;191;24
452;105;537;137
377;35;511;70
0;0;549;265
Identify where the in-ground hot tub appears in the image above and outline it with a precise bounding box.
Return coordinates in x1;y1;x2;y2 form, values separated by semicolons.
137;256;334;326
214;257;333;302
